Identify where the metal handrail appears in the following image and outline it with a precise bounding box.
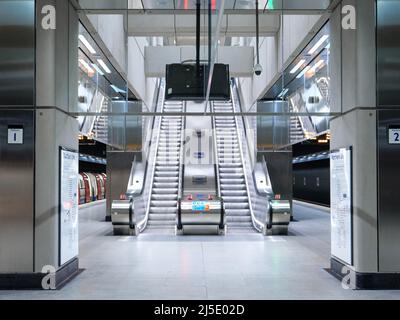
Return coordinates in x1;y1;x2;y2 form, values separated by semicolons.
230;84;265;233
136;80;166;233
177;101;186;212
126;80;161;198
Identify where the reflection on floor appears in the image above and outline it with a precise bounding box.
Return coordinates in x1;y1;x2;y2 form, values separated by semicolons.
1;201;400;300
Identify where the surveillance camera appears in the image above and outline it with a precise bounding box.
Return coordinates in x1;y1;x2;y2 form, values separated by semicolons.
254;63;263;76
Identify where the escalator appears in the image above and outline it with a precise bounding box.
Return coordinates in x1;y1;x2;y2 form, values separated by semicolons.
147;101;185;231
212;101;254;232
111;80;291;236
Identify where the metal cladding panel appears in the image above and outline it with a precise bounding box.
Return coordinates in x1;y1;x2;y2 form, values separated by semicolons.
377;0;400;107
257;101;290;150
0;109;34;272
0;1;35;106
378;110;400;272
106;152;137;217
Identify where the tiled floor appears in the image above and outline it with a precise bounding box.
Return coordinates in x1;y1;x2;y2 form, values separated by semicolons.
1;201;400;300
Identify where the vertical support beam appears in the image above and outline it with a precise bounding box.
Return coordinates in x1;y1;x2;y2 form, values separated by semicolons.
329;0;400;289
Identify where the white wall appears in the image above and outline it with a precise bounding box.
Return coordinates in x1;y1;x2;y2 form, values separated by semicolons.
127;37;158;109
281;15;321;65
237;14;321;109
88;14;126;71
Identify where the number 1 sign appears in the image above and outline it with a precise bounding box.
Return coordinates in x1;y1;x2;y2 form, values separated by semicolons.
388;127;400;144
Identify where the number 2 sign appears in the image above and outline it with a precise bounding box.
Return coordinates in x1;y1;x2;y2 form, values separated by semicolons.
388;127;400;144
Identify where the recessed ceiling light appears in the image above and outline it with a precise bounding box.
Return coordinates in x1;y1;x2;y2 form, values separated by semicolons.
308;35;329;55
97;59;111;74
79;59;94;73
290;59;306;74
79;35;96;54
311;60;325;72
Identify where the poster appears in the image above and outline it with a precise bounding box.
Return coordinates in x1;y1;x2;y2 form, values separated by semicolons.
330;147;353;265
60;148;79;266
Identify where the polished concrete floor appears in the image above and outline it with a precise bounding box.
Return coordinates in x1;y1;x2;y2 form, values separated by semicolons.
1;201;400;300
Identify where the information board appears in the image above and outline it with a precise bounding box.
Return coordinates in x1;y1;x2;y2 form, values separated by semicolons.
330;147;353;265
59;148;79;266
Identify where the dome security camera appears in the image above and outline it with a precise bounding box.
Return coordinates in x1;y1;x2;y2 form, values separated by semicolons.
254;63;263;76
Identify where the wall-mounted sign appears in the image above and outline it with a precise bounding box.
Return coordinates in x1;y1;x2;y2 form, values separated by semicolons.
388;126;400;144
330;147;353;265
59;148;79;266
7;126;23;144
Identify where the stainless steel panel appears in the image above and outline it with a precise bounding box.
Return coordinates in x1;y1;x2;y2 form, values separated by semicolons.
183;164;217;196
0;1;35;106
109;101;142;151
0;110;34;272
106;151;137;217
257;101;290;150
378;109;400;272
377;0;400;106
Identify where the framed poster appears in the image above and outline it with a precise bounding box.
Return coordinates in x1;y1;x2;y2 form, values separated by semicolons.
59;147;79;266
330;147;353;265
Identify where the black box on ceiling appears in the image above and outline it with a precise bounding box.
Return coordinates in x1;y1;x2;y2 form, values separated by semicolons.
165;63;230;101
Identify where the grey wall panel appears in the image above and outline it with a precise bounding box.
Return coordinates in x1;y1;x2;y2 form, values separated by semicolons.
35;109;79;272
329;4;342;113
0;1;35;106
69;3;79;114
377;110;400;272
36;0;78;112
330;109;378;273
0;110;34;273
341;0;376;112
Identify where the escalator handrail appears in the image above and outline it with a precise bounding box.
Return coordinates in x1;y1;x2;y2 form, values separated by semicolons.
136;80;166;232
177;101;186;229
230;83;265;233
233;81;282;230
126;78;162;199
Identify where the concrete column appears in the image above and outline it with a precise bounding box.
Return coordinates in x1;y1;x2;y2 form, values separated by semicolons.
329;0;400;289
